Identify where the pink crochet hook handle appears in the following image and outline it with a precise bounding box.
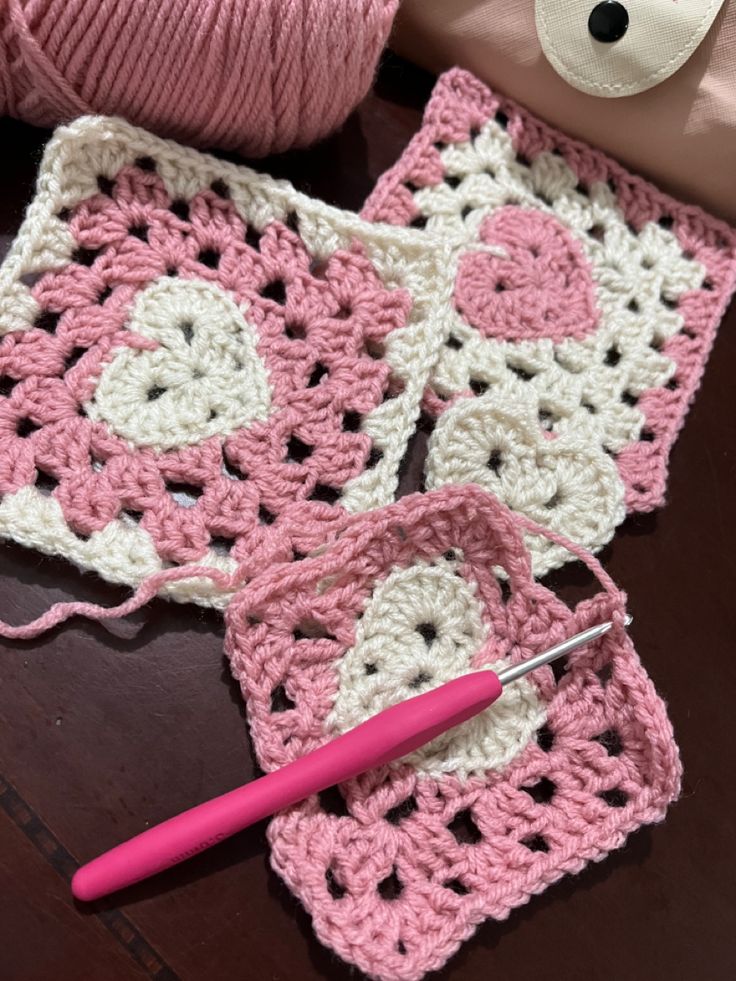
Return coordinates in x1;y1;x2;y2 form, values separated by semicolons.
71;619;620;902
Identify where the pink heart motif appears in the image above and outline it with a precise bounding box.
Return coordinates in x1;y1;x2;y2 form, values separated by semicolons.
454;206;600;342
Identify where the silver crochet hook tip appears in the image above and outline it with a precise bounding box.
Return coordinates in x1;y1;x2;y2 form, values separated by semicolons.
497;613;632;686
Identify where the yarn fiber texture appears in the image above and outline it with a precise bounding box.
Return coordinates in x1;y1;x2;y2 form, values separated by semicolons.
0;0;398;156
0;115;450;607
225;483;682;981
362;69;736;564
3;81;736;604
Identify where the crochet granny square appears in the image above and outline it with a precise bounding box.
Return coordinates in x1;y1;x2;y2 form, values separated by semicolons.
363;69;736;576
0;117;448;606
226;484;681;980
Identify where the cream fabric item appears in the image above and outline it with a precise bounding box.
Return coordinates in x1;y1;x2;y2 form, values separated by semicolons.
391;0;736;220
535;0;727;97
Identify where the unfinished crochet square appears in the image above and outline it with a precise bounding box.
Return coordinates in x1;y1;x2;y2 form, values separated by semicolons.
225;485;681;981
0;117;447;606
363;69;736;576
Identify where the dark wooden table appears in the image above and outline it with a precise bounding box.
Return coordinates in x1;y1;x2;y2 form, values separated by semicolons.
1;56;734;981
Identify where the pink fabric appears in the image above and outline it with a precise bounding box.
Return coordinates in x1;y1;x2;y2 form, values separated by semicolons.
0;158;411;576
362;68;736;514
224;484;681;981
392;0;736;221
0;0;398;156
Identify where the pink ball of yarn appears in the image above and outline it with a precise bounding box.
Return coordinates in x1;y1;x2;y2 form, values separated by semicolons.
0;0;398;156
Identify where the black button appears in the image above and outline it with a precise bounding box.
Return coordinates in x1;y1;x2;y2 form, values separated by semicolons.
588;1;629;43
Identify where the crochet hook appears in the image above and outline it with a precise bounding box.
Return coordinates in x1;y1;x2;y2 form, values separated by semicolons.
71;616;629;902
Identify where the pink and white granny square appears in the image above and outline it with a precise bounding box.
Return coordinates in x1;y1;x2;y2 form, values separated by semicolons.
0;116;447;605
225;484;681;980
363;69;736;575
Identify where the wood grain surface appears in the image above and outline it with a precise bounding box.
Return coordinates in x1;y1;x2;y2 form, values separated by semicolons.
0;55;734;981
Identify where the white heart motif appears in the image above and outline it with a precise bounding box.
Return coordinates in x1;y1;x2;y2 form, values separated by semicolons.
88;278;272;451
425;390;626;576
328;558;545;779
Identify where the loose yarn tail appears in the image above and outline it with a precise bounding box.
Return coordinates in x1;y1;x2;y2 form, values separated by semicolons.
0;489;626;641
0;563;242;640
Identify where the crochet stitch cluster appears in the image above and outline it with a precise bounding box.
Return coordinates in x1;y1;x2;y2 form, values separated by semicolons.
0;116;448;605
363;69;736;574
2;80;735;592
0;73;700;981
225;484;681;981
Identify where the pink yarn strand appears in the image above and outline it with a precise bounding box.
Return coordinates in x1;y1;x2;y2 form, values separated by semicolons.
0;565;241;641
0;0;398;156
2;0;89;122
0;487;624;643
513;511;622;601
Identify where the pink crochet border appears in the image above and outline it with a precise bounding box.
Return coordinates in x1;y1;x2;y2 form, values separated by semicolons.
224;484;681;979
363;68;736;513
